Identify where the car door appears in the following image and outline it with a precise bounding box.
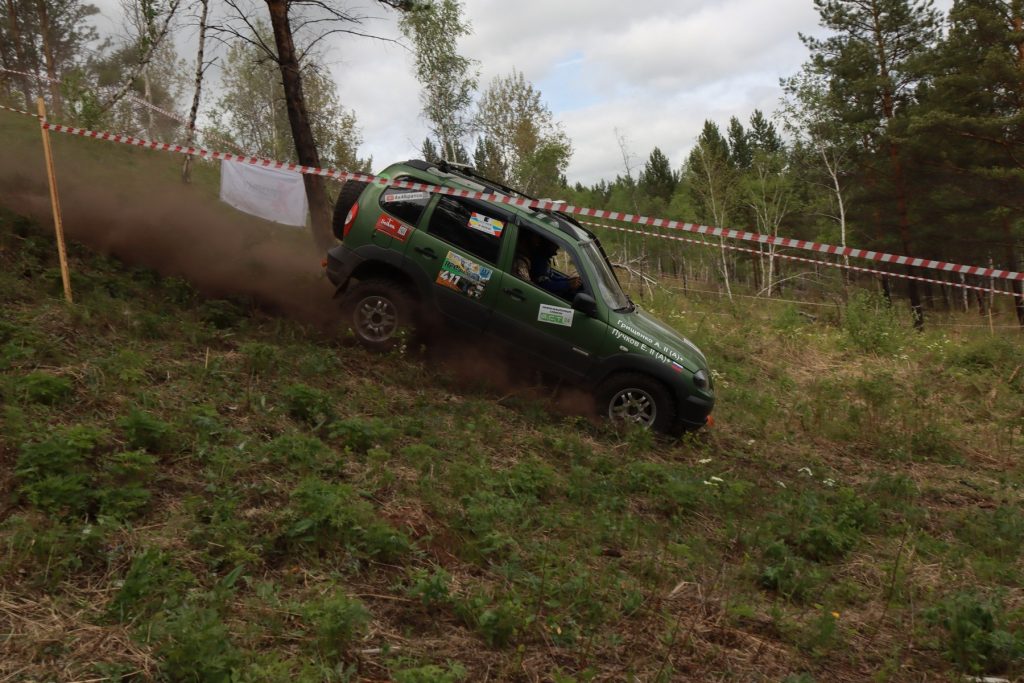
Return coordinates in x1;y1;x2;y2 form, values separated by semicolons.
404;193;512;332
488;223;607;380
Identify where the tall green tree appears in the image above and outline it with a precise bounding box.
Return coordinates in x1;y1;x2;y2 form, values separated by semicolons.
400;0;477;163
727;116;752;169
0;0;100;111
800;0;941;325
749;109;783;154
208;33;370;172
639;147;678;203
782;70;862;275
213;0;408;248
686;120;739;299
911;0;1024;322
474;69;571;196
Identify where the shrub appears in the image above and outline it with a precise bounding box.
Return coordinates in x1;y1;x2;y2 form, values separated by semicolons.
198;299;247;330
842;290;908;354
16;425;107;517
283;383;333;426
955;506;1024;562
946;336;1023;373
285;478;409;561
119;408;175;453
239;342;279;376
759;541;824;603
96;450;157;519
926;592;1024;675
261;433;333;470
785;488;878;562
475;598;527;648
0;514;115;587
908;420;961;463
108;548;191;622
18;371;73;404
302;593;370;662
392;663;466;683
329;417;397;453
404;567;452;610
156;603;242;682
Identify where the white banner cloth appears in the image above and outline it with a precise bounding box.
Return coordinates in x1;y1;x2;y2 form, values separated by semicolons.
219;159;308;227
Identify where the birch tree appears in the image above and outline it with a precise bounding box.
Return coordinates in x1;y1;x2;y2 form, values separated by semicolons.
685;120;738;300
399;0;477;163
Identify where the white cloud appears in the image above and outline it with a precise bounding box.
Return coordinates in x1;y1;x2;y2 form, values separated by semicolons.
78;0;954;185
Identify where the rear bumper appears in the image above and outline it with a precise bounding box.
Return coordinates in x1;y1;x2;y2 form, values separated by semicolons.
325;245;361;291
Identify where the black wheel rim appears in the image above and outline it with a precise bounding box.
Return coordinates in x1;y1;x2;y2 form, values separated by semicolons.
354;295;398;342
608;388;657;427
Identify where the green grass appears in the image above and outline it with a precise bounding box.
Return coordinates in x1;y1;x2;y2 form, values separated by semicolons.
1;116;1022;680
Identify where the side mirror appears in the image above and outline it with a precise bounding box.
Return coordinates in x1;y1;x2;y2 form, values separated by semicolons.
571;292;598;317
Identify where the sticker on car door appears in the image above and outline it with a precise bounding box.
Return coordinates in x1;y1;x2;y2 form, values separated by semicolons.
374;213;413;242
537;304;574;327
436;250;493;299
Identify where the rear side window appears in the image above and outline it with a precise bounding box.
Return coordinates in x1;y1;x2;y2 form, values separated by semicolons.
379;179;431;226
426;196;509;264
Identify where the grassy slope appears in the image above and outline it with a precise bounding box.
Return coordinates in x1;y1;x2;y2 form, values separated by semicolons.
1;110;1023;682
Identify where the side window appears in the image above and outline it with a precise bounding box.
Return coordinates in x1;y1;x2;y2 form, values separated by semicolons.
426;196;508;264
379;179;431;226
512;227;587;301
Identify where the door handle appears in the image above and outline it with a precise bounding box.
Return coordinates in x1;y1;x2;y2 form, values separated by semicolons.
503;287;526;301
414;246;437;259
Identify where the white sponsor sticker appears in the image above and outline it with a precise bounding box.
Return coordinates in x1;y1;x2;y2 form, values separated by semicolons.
467;212;504;237
383;191;429;203
537;304;574;327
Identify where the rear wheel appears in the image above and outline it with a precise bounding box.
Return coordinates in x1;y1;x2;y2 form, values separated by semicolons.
332;180;369;240
341;278;416;351
596;372;677;434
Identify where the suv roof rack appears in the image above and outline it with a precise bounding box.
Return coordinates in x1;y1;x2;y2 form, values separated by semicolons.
404;158;592;239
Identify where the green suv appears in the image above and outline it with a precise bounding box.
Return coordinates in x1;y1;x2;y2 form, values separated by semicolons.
323;160;714;434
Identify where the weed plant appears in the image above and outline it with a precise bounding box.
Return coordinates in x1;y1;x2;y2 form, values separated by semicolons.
0;201;1021;679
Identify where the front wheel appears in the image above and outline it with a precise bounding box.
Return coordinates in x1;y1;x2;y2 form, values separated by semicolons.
596;372;677;434
341;279;417;351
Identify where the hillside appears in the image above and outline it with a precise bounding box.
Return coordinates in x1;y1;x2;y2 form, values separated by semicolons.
1;110;1023;681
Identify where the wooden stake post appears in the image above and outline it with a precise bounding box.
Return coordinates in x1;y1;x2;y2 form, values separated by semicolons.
36;97;73;304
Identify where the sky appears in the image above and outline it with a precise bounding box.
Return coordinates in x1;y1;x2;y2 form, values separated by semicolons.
86;0;954;186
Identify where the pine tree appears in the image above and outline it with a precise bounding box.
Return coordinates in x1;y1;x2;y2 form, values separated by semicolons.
727;116;752;169
801;0;942;326
749;109;782;153
639;147;678;203
912;0;1024;323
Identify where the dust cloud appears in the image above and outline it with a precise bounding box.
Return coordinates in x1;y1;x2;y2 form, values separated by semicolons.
0;143;596;422
0;150;337;327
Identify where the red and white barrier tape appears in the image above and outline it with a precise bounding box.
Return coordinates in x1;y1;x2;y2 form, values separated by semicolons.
0;103;37;118
589;222;1020;298
0;67;245;153
20;115;1024;285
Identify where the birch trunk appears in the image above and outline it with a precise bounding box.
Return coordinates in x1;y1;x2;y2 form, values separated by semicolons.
181;0;208;183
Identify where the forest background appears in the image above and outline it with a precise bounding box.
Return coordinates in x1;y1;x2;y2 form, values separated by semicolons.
1;0;1023;327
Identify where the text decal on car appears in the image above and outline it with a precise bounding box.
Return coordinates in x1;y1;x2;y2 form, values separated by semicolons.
374;213;413;242
436;250;493;299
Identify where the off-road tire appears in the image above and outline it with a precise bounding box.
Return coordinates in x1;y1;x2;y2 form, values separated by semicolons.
596;372;677;434
331;180;369;240
341;278;417;352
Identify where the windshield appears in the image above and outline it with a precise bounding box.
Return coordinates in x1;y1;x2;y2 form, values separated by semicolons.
580;240;631;311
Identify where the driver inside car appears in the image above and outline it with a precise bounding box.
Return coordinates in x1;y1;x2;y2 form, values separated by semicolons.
513;231;582;298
